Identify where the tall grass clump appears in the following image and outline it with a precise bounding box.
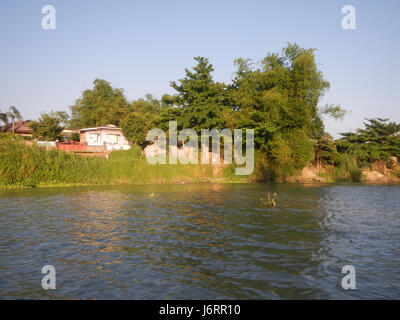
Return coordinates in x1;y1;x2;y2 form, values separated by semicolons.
332;154;362;182
249;151;300;182
0;134;111;187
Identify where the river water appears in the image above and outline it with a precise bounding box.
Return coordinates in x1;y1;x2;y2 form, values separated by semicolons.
0;183;399;299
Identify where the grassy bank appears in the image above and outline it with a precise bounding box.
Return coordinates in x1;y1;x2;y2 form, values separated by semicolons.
0;135;245;189
1;136;399;189
318;154;363;182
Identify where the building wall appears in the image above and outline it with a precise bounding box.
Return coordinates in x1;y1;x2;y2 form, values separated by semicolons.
80;128;130;151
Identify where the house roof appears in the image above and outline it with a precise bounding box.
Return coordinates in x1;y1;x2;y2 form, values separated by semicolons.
78;124;121;133
62;128;79;134
0;120;32;134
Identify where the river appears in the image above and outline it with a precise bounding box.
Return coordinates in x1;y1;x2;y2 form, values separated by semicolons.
0;183;399;299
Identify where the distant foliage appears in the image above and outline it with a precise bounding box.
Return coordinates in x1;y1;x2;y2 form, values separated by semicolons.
314;133;339;166
0;106;23;131
69;132;80;142
121;112;152;146
70;79;130;128
337;118;400;165
28;111;66;141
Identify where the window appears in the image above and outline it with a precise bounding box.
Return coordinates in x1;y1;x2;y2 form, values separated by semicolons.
90;133;98;142
106;134;118;144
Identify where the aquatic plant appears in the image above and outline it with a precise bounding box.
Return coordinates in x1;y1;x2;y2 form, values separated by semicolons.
261;192;277;207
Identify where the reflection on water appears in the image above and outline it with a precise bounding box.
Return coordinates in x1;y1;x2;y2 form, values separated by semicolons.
0;184;399;299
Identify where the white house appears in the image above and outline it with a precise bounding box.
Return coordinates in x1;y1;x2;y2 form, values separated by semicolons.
79;124;131;151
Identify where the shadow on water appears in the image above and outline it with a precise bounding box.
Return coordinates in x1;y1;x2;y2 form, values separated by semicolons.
0;183;399;299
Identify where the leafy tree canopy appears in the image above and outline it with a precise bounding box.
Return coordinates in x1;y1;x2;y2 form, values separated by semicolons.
29;111;66;141
120;112;153;146
70;79;129;128
168;56;228;132
337;118;400;164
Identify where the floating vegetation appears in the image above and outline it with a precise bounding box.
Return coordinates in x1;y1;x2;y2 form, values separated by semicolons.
261;192;277;207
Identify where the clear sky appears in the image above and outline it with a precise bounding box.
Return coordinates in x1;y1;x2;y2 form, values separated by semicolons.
0;0;399;137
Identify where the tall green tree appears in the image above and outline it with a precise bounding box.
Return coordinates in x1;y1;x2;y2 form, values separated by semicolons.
70;79;129;128
226;43;336;169
120;112;154;146
169;56;228;132
120;94;170;144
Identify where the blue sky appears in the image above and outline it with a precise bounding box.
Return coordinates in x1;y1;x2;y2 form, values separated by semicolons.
0;0;399;137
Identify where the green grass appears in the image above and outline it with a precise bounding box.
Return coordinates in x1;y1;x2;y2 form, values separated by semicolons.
332;154;362;182
0;135;219;189
316;154;363;183
247;151;301;182
1;135;377;189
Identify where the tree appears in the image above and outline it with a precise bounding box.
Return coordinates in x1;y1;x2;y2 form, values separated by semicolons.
29;111;65;141
130;94;168;115
337;118;400;165
0;110;8;125
225;43;333;171
120;112;153;146
70;79;130;128
52;111;70;127
314;133;338;167
169;56;228;132
69;132;80;142
312;104;347;139
312;105;346;167
6;106;23;132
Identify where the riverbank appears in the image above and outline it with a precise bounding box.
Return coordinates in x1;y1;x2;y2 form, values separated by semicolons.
1;160;399;190
1;136;399;189
286;164;400;184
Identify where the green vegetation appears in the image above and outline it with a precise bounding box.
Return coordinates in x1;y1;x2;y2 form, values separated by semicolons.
0;106;23;131
337;118;400;166
70;79;130;128
69;131;80;142
120;112;153;146
0;134;221;189
2;44;400;188
331;154;363;182
67;43;344;177
28;111;68;141
261;193;277;207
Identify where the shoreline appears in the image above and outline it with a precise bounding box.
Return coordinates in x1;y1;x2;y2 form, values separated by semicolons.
1;173;399;191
